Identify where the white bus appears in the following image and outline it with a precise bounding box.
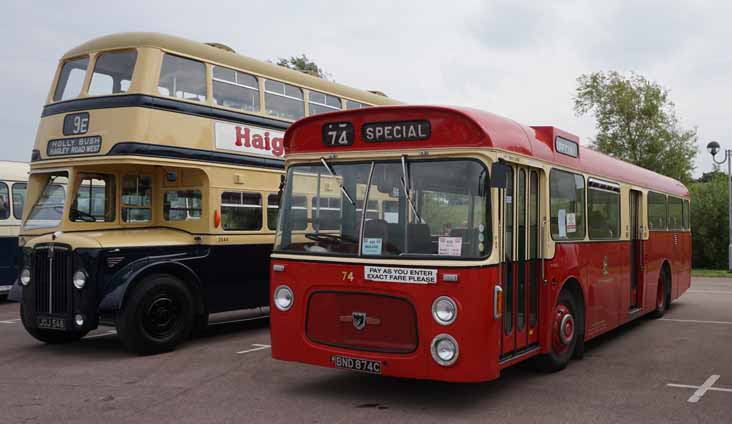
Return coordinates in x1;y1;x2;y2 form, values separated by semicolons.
0;161;29;299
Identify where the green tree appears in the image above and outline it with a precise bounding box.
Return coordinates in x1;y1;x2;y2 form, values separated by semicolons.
574;71;698;183
689;173;729;268
276;54;330;79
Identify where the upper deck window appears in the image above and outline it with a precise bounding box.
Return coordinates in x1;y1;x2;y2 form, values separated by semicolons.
308;91;341;116
346;100;366;109
53;57;89;101
158;54;206;102
212;66;260;112
264;80;304;120
88;50;137;96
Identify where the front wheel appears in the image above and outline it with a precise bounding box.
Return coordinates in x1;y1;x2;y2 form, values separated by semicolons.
116;274;194;355
20;305;87;344
536;290;579;372
649;268;669;319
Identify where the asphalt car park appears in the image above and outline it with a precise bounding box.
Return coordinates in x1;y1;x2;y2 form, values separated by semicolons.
0;277;730;424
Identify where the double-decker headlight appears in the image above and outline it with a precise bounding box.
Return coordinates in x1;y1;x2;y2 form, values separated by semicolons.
432;296;457;325
431;334;459;366
273;285;294;311
19;268;31;286
72;270;87;290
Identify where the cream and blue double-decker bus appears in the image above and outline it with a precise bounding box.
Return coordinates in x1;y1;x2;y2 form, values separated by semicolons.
17;32;399;354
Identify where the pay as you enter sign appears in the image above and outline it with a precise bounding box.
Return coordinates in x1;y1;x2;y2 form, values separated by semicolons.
364;266;436;284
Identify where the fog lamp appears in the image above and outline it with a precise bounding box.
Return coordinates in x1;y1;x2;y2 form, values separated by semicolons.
431;334;459;366
74;314;85;327
20;268;31;286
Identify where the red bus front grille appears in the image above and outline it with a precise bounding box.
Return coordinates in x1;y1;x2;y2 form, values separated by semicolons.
306;291;418;354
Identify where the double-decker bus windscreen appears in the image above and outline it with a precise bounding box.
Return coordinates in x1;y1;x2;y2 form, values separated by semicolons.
276;159;489;259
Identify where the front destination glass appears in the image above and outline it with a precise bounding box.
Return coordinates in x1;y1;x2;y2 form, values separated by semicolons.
275;159;490;259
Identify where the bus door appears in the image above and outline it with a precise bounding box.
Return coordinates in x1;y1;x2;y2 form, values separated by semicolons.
629;190;643;310
500;165;541;358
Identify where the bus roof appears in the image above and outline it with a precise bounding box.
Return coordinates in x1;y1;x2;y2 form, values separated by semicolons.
61;32;401;107
0;161;29;182
284;105;689;198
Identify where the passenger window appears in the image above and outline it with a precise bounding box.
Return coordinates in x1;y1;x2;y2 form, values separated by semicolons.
12;183;27;220
683;199;690;230
346;100;366;109
212;66;260;112
312;197;342;230
549;169;585;240
648;192;667;230
0;183;9;220
157;54;206;101
668;197;683;230
164;190;201;221
221;192;262;230
587;180;620;239
88;50;137;96
267;194;279;230
53;57;89;101
308;90;342;115
121;175;152;222
71;175;116;222
264;80;304;120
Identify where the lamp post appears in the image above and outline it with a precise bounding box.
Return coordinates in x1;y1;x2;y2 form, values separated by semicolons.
706;141;732;272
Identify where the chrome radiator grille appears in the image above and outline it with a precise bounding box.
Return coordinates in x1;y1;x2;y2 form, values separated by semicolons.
33;245;71;315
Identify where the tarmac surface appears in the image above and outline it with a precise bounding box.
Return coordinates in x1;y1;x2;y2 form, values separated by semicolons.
0;277;730;424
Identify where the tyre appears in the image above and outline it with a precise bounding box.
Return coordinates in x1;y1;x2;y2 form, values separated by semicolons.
649;267;669;319
536;290;579;372
0;294;7;302
20;304;87;344
116;274;194;355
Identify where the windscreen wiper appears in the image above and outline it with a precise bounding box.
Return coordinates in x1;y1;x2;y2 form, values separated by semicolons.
400;155;422;222
320;157;355;205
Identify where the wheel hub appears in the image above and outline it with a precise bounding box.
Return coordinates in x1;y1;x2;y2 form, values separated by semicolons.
552;304;574;353
144;296;179;338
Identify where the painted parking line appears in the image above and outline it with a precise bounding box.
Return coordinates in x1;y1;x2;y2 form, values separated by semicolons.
84;330;117;339
687;290;732;295
209;315;269;327
667;375;732;403
0;318;20;324
236;344;271;355
659;318;732;325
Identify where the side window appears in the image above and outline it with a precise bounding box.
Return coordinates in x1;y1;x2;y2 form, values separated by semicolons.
587;180;620;239
308;90;342;115
121;175;152;222
312;197;342;230
158;54;206;101
683;199;690;230
164;190;201;221
0;183;9;220
212;66;260;112
549;169;585;240
71;175;116;222
264;80;304;120
346;100;366;109
668;197;683;230
12;183;27;220
53;57;89;101
88;50;137;96
221;192;262;231
267;194;279;230
648;192;667;230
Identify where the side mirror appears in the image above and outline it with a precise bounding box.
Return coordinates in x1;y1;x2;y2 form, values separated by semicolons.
490;162;511;188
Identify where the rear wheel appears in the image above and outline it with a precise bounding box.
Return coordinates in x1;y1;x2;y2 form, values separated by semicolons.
20;304;87;344
536;290;579;372
649;268;669;318
116;274;194;355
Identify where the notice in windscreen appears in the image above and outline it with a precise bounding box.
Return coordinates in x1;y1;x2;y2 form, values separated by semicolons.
364;266;437;284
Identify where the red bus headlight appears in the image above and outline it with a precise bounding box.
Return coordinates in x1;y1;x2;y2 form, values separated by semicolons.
273;285;294;311
432;296;457;325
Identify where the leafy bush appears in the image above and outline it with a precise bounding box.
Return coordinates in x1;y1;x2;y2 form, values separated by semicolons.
690;173;729;268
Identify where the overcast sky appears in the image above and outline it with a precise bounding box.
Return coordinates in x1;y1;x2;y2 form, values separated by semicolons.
3;1;730;176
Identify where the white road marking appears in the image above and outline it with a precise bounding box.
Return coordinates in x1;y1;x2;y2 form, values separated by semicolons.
659;318;732;325
84;330;117;339
209;315;268;327
236;344;271;355
687;290;732;295
667;375;732;403
0;318;20;324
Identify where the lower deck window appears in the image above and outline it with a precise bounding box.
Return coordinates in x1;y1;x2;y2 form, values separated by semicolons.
122;175;152;222
0;183;9;220
222;192;262;230
164;190;202;221
71;175;116;222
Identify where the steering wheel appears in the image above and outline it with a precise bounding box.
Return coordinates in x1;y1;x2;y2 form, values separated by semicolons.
305;233;347;244
70;208;97;223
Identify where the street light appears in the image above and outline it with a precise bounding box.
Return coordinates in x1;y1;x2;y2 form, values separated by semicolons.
706;140;732;272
